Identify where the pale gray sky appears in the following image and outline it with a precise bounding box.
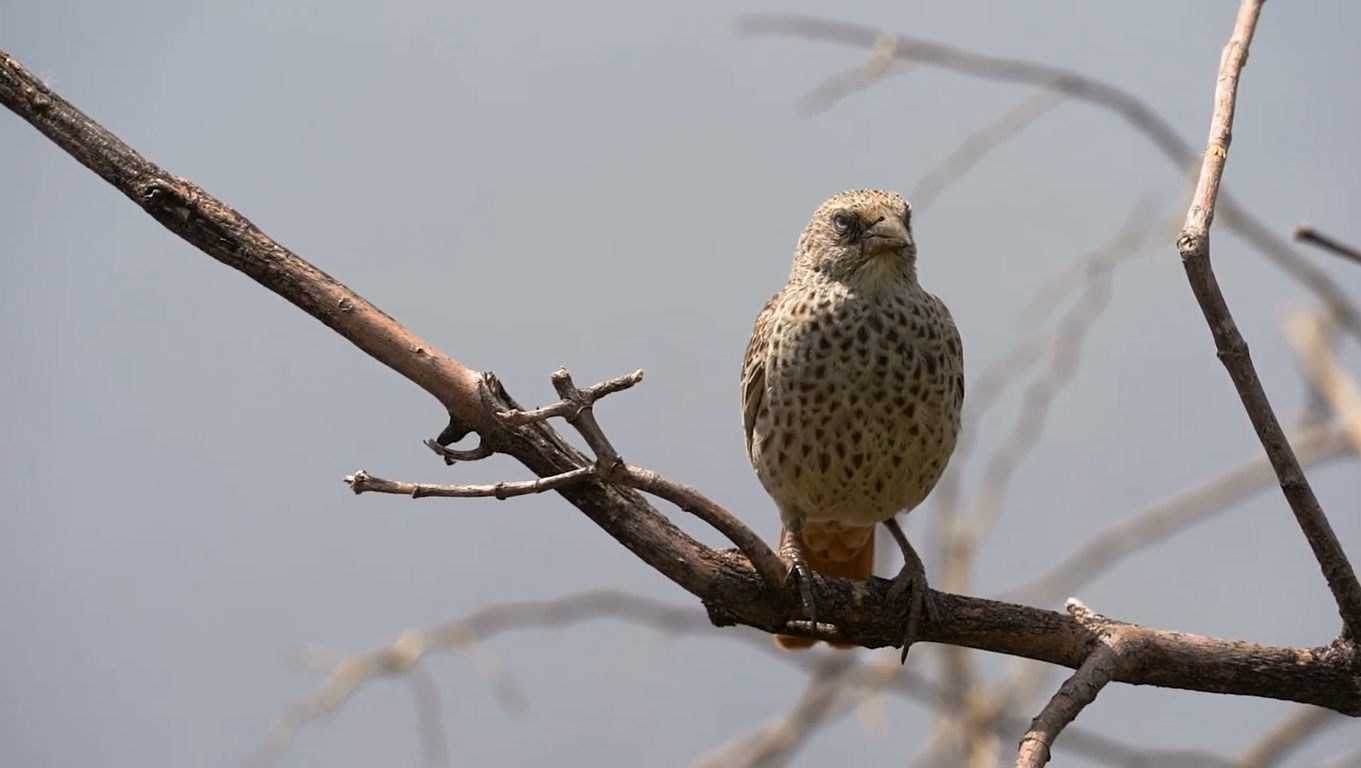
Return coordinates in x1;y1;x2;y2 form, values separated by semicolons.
2;0;1359;765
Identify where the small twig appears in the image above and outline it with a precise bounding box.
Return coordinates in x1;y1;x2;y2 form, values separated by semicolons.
428;366;787;590
618;465;787;591
1237;705;1345;768
498;368;644;430
345;467;595;499
510;369;783;589
1174;0;1361;640
543;367;629;466
1294;224;1361;267
424;439;494;465
1015;599;1131;767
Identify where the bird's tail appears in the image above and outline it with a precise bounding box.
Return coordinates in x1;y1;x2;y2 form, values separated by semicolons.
774;525;875;651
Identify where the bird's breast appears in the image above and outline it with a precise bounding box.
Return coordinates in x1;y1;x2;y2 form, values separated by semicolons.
754;285;963;524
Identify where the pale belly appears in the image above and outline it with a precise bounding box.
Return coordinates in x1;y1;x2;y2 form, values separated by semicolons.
752;291;962;528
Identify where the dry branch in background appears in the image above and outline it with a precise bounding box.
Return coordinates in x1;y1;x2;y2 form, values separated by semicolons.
4;2;1361;765
1170;0;1361;643
1285;308;1361;456
734;12;1361;345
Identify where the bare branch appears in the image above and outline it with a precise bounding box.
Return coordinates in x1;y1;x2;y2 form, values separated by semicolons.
614;464;789;591
1015;600;1134;767
345;466;596;499
1294;224;1361;268
1173;0;1361;640
733;14;1361;344
4;42;1360;768
498;368;645;428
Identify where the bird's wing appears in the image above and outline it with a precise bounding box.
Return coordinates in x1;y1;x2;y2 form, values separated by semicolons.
936;295;966;409
741;291;782;459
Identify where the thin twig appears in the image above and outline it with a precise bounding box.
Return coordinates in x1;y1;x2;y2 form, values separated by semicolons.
1173;0;1361;640
617;465;789;591
498;368;645;427
1294;224;1361;267
533;369;783;589
345;467;595;499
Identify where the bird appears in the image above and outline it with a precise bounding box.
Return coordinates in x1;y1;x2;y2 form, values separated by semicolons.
740;188;964;659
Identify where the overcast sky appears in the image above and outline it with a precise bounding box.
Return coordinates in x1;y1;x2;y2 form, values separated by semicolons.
3;0;1359;765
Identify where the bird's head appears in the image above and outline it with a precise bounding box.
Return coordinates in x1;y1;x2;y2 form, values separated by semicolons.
792;189;917;288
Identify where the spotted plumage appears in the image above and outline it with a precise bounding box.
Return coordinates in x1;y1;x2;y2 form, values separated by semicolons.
740;189;964;652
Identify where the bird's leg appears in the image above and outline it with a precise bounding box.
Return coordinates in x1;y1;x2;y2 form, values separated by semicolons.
883;516;940;663
780;519;821;631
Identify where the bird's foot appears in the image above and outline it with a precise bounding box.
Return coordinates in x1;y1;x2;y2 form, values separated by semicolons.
883;517;940;663
779;531;822;631
887;560;940;663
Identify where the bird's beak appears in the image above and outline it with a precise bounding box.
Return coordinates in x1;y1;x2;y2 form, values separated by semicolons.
863;217;911;254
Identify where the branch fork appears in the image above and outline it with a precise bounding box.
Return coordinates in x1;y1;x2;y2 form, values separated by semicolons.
1015;599;1140;767
348;366;790;598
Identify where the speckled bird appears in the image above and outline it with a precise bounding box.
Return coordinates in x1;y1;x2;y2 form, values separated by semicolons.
740;189;964;655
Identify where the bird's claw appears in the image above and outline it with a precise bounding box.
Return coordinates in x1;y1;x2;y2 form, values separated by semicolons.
888;563;939;664
786;554;821;630
780;529;825;635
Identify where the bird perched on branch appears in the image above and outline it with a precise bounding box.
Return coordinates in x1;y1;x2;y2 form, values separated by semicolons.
740;188;964;658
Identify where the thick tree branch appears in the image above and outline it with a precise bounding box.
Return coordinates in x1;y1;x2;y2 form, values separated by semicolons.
4;42;1360;738
1171;0;1361;641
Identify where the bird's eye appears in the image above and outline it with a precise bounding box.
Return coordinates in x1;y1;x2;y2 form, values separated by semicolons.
901;204;913;226
832;214;853;234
